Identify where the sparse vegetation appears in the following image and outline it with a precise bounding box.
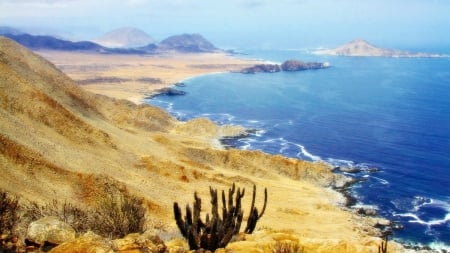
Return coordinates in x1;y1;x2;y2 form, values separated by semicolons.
271;240;304;253
90;185;146;239
379;234;389;253
173;183;267;251
0;191;20;252
22;200;91;234
0;191;20;234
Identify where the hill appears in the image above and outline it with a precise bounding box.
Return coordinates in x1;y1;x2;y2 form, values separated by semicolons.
93;27;154;48
0;36;405;252
3;32;218;54
157;33;217;53
315;39;444;57
3;33;106;52
0;26;23;35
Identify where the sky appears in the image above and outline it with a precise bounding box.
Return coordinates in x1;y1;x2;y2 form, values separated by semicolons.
1;0;450;49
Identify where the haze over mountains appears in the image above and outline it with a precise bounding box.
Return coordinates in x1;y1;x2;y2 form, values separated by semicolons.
0;26;219;53
93;27;154;48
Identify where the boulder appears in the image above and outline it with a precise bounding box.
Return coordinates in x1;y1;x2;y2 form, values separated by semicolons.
26;216;76;246
48;231;113;253
112;232;166;252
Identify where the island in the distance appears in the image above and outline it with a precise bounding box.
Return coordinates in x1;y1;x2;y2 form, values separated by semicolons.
315;39;445;57
238;59;330;74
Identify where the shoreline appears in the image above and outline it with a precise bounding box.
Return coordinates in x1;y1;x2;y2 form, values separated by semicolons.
33;49;415;252
36;50;261;104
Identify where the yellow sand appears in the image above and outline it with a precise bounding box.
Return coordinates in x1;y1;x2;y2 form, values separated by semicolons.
36;50;258;104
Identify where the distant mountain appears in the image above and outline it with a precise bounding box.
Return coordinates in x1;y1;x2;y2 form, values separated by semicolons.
3;32;219;54
93;27;154;48
157;33;217;53
3;33;105;52
315;39;444;57
3;33;153;54
0;26;23;35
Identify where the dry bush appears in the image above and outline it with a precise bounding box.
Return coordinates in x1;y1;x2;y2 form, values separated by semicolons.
271;241;304;253
0;191;20;235
22;200;91;233
90;186;146;239
22;191;146;239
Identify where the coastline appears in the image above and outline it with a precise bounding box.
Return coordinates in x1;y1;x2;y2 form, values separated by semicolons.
31;49;413;252
36;50;261;104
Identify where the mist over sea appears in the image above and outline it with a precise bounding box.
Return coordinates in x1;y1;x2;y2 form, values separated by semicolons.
147;49;450;249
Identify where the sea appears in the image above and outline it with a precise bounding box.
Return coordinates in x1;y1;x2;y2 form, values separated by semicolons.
146;48;450;250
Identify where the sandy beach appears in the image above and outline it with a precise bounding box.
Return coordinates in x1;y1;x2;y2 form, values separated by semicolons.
36;50;259;104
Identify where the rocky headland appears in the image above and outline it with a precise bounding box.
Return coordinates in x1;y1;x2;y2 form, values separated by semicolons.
239;59;330;74
0;36;409;252
315;39;445;58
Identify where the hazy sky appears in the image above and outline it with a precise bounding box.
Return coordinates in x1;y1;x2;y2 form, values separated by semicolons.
1;0;450;49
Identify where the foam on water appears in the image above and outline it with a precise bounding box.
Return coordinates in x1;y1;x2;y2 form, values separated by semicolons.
146;50;450;249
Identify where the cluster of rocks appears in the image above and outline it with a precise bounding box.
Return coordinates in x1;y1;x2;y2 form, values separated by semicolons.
239;59;330;74
145;87;187;99
1;216;167;253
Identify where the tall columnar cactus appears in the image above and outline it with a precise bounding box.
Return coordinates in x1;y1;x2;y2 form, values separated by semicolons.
378;234;389;253
173;183;267;251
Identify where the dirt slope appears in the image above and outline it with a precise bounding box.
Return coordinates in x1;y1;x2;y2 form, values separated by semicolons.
0;37;406;252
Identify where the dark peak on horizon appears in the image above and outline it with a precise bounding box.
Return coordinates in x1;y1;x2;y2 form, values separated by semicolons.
1;33;105;52
158;33;217;53
1;30;219;54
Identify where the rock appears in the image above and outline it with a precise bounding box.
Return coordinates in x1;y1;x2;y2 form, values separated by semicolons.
112;232;166;252
339;167;361;173
26;216;76;246
48;231;113;253
357;207;378;217
239;64;281;74
281;59;329;71
239;60;329;74
146;87;186;99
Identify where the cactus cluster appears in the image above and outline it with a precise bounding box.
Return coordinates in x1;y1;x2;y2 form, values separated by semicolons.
173;183;267;251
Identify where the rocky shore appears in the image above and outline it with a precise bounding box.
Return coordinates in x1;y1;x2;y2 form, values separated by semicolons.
239;59;330;74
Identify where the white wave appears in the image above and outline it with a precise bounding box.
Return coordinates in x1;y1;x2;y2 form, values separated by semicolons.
394;212;450;226
371;176;389;185
254;129;266;137
326;158;355;168
294;143;321;161
200;113;235;122
429;242;450;251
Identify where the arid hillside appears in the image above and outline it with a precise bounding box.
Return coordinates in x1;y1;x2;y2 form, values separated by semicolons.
0;37;406;252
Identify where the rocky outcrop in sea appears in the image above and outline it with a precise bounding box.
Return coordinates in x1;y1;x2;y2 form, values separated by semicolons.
239;59;330;74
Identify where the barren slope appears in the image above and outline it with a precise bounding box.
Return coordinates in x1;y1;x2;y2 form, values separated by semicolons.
0;37;405;252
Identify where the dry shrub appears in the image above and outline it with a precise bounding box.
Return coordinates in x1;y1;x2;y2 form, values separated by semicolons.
90;184;146;239
271;240;304;253
21;179;147;239
0;191;20;235
22;200;91;234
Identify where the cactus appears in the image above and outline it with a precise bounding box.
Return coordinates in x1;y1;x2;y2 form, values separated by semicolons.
173;183;267;251
378;234;389;253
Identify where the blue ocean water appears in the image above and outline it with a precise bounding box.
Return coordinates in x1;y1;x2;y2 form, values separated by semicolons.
147;49;450;249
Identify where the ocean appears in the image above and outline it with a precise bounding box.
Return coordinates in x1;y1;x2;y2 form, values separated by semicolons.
146;49;450;250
